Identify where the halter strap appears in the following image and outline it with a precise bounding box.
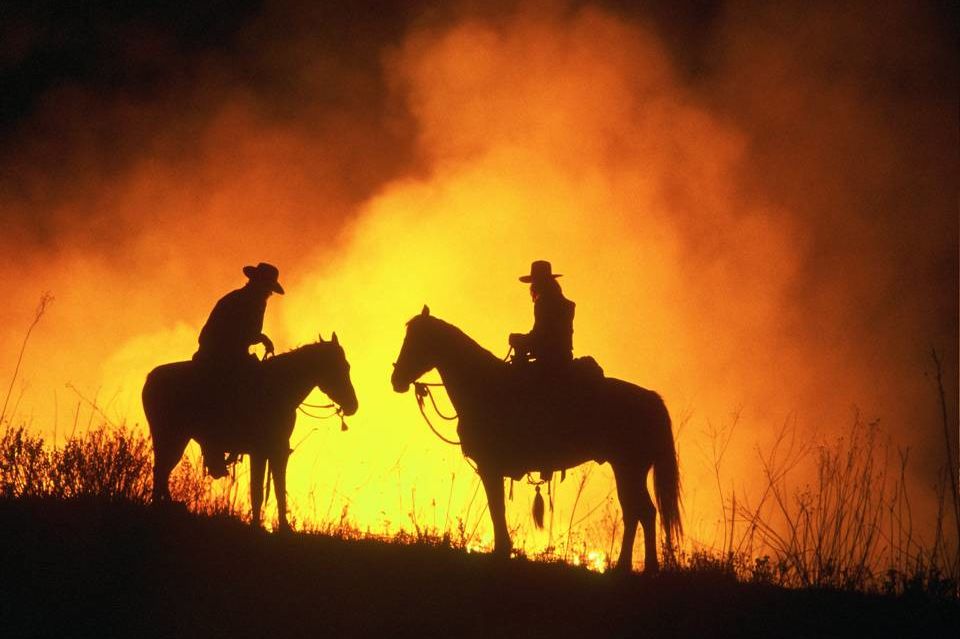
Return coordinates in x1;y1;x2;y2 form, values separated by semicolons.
297;402;348;431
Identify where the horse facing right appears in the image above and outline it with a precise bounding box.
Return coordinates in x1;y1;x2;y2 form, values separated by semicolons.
143;333;358;531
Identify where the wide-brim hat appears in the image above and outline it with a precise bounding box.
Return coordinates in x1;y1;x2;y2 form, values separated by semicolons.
243;262;285;294
519;260;562;283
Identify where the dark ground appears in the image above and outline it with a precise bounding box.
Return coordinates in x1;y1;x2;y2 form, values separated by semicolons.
0;499;955;638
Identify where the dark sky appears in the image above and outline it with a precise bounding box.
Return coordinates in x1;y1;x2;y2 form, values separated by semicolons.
0;1;726;183
2;0;955;228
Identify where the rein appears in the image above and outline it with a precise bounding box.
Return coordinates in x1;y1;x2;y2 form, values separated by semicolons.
297;401;349;431
413;382;460;445
410;379;552;507
410;381;483;475
409;345;514;446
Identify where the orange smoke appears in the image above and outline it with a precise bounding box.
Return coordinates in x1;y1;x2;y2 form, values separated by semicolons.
1;2;955;560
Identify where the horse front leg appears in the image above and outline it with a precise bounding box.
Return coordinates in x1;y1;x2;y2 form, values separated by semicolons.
270;447;291;533
249;454;266;528
479;468;511;558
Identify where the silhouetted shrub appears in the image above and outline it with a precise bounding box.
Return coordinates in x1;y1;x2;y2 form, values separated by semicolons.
0;424;152;501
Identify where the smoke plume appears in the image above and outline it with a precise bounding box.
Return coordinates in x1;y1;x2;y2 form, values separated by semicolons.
1;1;955;550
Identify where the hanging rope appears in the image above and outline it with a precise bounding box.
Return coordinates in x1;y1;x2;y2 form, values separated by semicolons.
300;400;336;409
297;402;348;431
413;382;460;445
408;343;512;445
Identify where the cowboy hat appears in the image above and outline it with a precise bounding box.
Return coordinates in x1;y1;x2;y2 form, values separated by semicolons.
243;262;285;294
519;260;562;283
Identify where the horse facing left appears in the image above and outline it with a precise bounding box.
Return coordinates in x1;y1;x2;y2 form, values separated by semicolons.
142;333;358;531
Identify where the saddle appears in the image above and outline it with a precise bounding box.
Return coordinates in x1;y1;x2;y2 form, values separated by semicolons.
508;355;605;482
510;355;604;398
193;354;262;403
190;353;263;472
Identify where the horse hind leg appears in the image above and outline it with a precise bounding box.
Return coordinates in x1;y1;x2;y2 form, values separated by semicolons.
612;462;658;573
269;448;291;533
637;475;658;574
249;454;267;528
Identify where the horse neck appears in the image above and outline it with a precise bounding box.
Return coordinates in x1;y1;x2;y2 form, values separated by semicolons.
264;349;319;407
430;323;500;407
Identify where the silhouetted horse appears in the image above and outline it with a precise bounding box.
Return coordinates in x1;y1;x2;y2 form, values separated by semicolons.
143;334;358;531
391;307;681;572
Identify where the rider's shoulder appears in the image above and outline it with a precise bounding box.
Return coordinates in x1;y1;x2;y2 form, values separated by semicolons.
218;287;248;302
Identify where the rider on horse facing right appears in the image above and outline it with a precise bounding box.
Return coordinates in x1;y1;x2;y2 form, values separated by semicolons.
193;262;284;478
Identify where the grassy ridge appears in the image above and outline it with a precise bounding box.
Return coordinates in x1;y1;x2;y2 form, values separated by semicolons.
3;416;959;585
2;497;957;639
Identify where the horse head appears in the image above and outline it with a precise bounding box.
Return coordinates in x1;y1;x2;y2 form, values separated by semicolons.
311;332;359;416
392;305;438;393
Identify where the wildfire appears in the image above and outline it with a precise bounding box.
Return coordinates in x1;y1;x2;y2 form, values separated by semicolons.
1;3;954;570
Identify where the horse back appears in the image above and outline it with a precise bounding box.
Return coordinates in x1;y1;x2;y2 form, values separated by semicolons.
144;360;194;392
601;377;669;421
142;360;196;419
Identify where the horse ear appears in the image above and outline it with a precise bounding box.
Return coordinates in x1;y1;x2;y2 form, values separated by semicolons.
331;331;339;345
421;304;430;317
318;333;325;343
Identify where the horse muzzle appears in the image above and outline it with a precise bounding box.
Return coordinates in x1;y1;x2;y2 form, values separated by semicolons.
340;396;359;417
391;368;410;394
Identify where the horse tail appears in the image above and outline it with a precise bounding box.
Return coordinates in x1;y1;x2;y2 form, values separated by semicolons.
652;398;683;553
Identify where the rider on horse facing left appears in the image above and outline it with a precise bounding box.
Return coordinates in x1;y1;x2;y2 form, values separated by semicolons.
508;260;579;486
193;262;284;478
508;260;575;366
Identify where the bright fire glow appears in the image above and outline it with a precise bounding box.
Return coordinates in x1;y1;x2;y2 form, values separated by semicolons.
1;4;954;570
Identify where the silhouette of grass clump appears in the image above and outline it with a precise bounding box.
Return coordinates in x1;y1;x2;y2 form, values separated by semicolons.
1;424;150;500
1;414;957;602
695;414;958;598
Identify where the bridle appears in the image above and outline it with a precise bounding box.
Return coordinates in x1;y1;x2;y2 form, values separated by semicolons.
405;345;514;447
292;347;350;431
298;400;349;431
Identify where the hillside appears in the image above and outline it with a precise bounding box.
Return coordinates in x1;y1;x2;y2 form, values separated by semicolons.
1;498;955;638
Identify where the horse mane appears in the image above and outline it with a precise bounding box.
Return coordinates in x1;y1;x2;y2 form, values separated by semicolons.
263;341;336;371
268;341;316;359
411;314;503;369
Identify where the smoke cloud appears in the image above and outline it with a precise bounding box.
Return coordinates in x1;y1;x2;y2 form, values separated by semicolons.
1;1;955;552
